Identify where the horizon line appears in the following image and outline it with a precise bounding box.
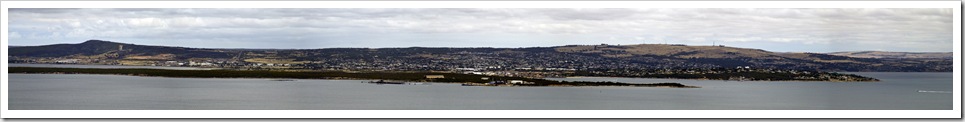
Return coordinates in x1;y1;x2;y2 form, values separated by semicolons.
7;39;955;53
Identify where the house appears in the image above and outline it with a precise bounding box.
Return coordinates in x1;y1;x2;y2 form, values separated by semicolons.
425;75;445;79
55;59;80;64
455;68;478;71
510;80;533;84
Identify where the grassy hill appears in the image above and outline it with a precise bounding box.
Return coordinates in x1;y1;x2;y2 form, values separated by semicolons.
9;40;953;72
827;51;953;59
10;40;234;60
551;44;949;72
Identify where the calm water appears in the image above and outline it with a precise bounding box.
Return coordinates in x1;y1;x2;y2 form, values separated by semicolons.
8;69;953;110
9;63;216;70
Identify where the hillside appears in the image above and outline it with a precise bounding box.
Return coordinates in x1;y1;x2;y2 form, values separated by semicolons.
826;51;953;59
9;40;953;72
9;40;234;60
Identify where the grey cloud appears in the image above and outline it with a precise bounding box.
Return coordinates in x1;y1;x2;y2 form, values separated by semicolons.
538;8;640;20
7;8;953;52
9;8;80;14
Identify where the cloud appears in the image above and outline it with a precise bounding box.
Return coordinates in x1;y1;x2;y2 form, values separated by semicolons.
8;8;81;14
6;8;953;52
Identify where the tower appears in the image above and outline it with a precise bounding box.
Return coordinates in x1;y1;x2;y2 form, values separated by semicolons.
119;45;124;51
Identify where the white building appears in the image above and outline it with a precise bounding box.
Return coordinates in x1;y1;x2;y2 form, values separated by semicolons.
510;80;531;84
55;59;80;64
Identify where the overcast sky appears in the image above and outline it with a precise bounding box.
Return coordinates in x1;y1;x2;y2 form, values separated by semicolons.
8;8;953;52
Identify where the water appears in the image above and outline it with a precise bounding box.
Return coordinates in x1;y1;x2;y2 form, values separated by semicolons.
8;63;216;70
8;72;952;110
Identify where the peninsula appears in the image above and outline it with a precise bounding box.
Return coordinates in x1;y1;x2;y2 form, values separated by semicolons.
9;67;700;88
9;40;937;82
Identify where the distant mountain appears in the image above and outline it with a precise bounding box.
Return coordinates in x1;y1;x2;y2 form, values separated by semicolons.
9;40;953;72
547;44;950;72
826;51;953;59
9;40;233;59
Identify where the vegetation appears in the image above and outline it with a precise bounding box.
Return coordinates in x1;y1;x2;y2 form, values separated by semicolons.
9;40;953;72
570;68;880;82
9;40;232;59
8;67;698;88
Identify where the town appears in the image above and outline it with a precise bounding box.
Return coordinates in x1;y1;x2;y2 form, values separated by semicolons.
10;55;878;82
8;41;902;82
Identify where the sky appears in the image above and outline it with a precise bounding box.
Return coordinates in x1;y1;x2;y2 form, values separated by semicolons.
7;8;954;53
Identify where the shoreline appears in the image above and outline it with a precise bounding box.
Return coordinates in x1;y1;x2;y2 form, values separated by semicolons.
559;76;879;82
10;64;878;83
12;73;702;88
8;63;881;82
9;67;700;88
10;72;384;81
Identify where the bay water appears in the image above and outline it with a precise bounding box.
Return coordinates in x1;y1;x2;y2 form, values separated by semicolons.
7;64;953;110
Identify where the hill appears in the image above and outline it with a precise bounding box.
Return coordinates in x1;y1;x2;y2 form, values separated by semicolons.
826;51;953;59
9;40;234;60
9;40;953;72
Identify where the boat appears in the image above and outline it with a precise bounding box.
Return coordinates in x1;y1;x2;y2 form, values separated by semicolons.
368;80;405;85
407;82;431;85
460;82;493;86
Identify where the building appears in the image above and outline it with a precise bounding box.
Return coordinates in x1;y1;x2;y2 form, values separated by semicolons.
425;75;445;79
55;59;80;64
510;80;533;84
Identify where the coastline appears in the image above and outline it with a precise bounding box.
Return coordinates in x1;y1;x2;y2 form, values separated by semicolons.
561;76;879;82
9;67;700;88
9;63;879;82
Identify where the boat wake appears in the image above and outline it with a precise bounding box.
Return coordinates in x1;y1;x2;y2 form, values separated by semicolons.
917;90;953;94
364;80;430;85
269;79;297;82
